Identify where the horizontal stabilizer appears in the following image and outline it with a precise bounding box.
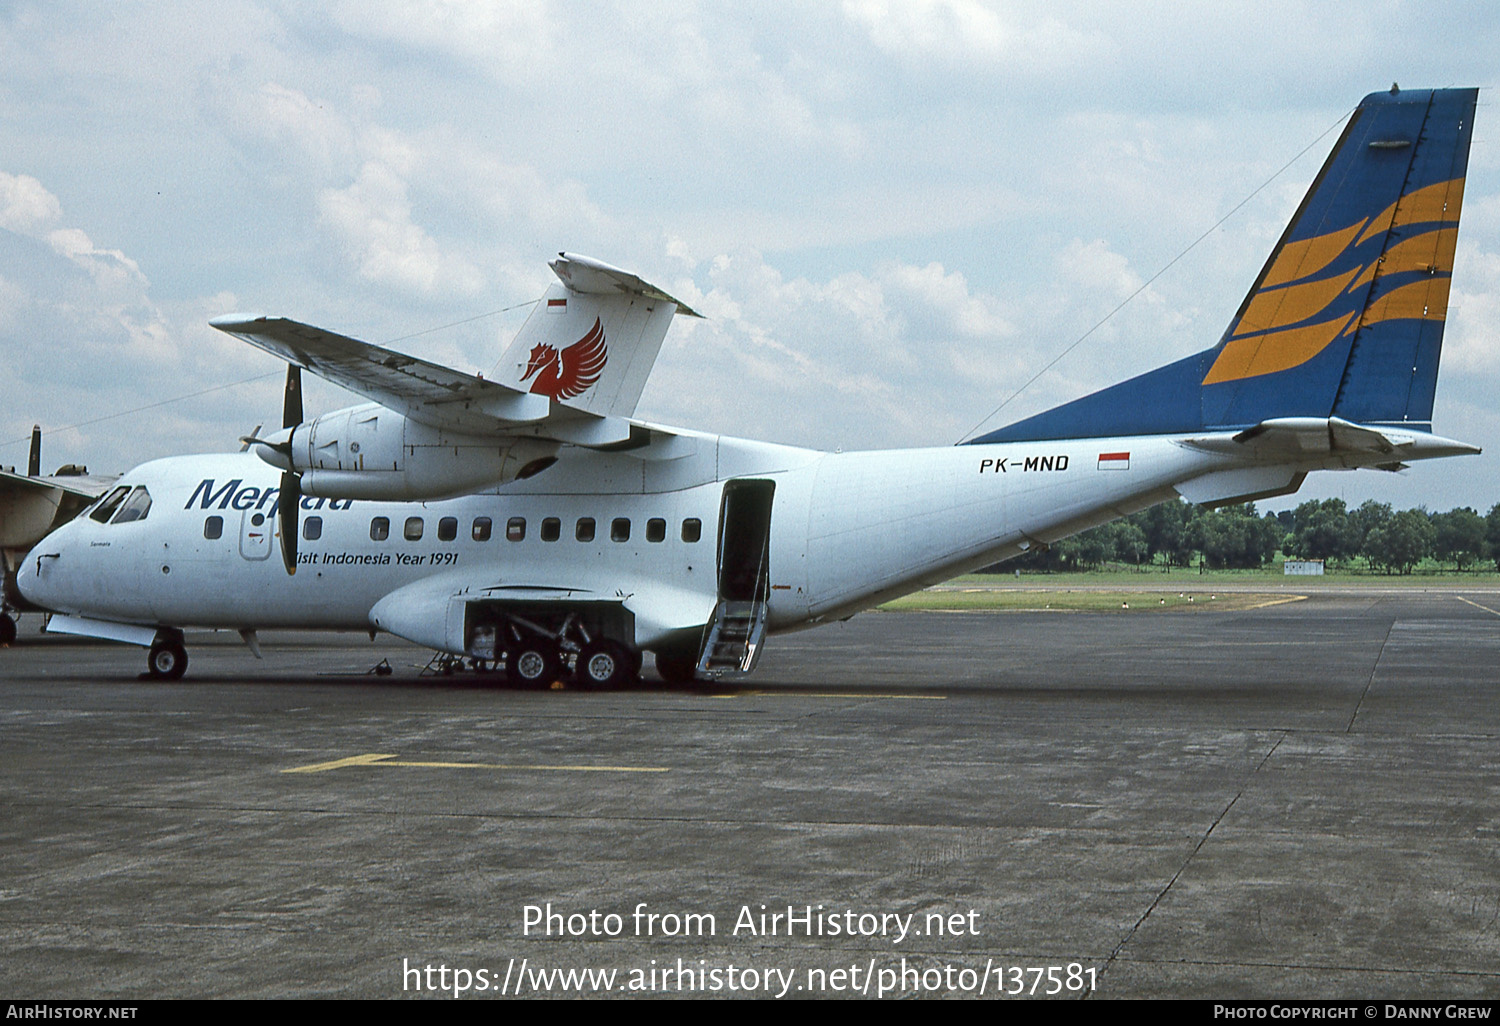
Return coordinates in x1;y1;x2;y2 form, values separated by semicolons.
549;253;701;315
1186;416;1479;464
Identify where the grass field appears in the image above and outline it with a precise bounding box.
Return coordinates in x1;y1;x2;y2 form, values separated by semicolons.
879;588;1305;613
875;564;1500;612
947;565;1500;587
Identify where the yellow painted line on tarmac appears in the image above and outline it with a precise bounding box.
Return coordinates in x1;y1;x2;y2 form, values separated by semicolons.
1240;595;1308;610
1454;595;1500;618
282;753;397;774
283;753;668;774
711;691;946;701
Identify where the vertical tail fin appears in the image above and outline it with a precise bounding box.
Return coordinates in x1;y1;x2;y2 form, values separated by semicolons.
493;253;700;418
972;87;1477;444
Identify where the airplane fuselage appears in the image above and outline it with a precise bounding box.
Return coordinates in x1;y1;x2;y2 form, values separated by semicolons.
18;427;1285;653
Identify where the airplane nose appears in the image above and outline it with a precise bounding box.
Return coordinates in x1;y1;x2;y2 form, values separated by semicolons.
16;543;61;609
15;551;41;605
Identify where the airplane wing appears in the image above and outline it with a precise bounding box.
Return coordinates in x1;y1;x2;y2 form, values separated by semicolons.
212;252;699;449
209;314;635;447
0;469;115;551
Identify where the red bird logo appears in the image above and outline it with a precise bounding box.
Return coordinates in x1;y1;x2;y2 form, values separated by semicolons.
520;317;608;400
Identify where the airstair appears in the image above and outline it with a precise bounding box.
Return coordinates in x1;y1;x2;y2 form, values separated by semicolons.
697;480;774;675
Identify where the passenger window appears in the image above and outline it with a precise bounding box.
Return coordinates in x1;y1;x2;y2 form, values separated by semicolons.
303;516;322;541
404;517;424;541
111;486;153;524
507;517;526;541
89;486;130;523
541;517;561;542
611;517;631;542
438;516;457;542
682;518;702;543
204;515;223;540
646;518;666;543
576;517;595;542
472;517;492;542
370;517;390;541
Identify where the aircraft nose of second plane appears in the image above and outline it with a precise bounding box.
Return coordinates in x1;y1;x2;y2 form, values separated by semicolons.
15;529;69;612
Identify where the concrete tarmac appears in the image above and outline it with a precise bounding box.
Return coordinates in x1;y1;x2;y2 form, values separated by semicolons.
1;590;1498;999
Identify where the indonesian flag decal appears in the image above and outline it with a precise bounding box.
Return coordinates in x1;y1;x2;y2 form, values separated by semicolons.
521;317;608;400
1097;451;1130;470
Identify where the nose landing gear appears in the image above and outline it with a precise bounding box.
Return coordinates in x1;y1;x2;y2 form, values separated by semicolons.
146;629;188;680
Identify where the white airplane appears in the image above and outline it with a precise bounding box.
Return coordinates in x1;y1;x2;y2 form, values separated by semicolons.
16;86;1482;684
0;426;114;645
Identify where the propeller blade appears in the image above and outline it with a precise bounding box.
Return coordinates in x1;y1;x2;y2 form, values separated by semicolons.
238;425;263;453
279;470;300;575
283;365;303;429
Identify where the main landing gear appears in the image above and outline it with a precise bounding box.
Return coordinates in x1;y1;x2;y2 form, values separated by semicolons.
482;611;645;691
574;639;638;690
146;629;188;680
0;611;16;647
503;635;643;690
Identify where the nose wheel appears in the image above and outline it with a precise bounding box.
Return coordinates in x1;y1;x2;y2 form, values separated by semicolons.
147;635;188;680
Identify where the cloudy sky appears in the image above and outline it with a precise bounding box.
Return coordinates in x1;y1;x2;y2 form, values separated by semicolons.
2;0;1498;513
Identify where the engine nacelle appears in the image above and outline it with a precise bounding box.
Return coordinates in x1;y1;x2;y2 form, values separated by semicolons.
253;403;559;501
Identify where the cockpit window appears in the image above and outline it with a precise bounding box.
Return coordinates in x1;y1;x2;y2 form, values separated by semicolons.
89;486;131;523
110;486;153;524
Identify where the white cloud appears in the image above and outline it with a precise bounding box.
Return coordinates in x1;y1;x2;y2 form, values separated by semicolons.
1445;243;1500;376
318;161;485;298
841;0;1110;70
0;173;62;236
1;1;1498;510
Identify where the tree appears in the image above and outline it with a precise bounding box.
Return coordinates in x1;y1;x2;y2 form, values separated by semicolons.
1432;507;1487;570
1285;498;1360;564
1108;520;1150;566
1140;500;1198;567
1191;503;1281;569
1487;504;1500;570
1350;500;1393;568
1364;509;1435;574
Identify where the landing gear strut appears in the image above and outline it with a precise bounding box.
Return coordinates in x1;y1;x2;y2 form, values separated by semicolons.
147;630;188;680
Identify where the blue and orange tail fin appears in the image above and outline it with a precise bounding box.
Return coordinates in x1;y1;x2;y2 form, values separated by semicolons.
972;86;1477;445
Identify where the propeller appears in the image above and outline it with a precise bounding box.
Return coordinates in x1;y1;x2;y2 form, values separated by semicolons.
241;366;303;575
278;365;303;575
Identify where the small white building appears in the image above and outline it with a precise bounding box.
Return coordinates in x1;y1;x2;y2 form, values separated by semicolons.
1283;559;1325;576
